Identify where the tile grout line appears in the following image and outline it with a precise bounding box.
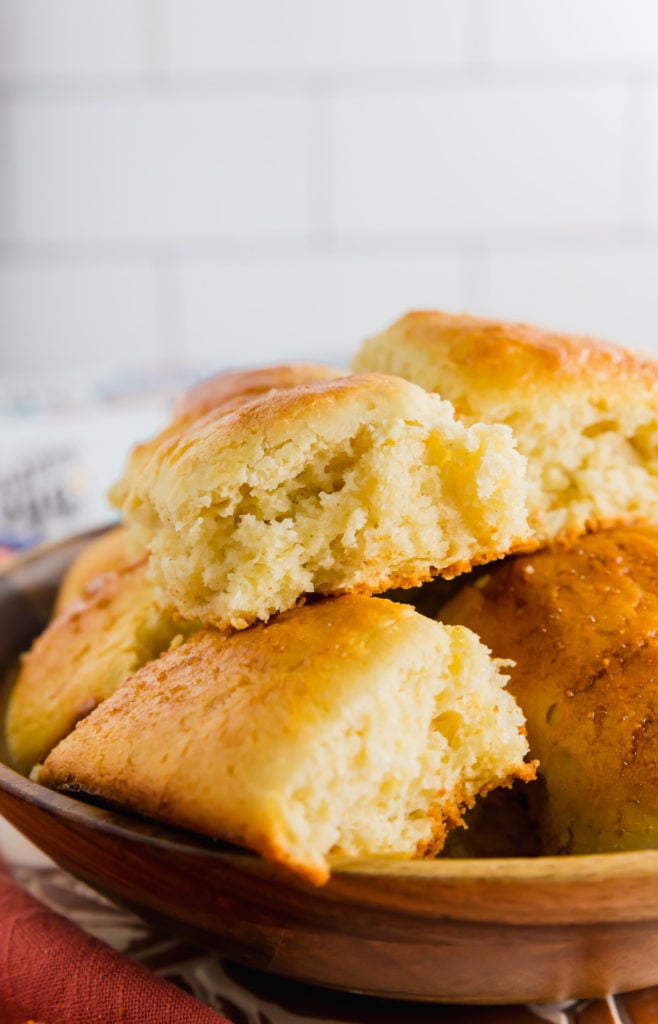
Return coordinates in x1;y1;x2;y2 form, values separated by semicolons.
4;227;658;265
2;65;658;102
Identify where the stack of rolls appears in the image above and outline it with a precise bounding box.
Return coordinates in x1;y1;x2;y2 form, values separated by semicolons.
355;311;658;856
11;309;658;879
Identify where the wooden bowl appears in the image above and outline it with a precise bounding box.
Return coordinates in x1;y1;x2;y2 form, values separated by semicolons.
3;533;658;1005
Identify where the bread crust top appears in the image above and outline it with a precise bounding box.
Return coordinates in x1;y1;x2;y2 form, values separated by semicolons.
173;361;342;425
355;311;658;407
111;361;343;508
120;372;471;508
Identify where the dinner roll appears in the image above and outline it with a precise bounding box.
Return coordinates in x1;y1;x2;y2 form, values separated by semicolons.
54;525;132;613
6;559;197;775
37;595;535;885
116;373;530;630
353;311;658;549
440;526;658;854
110;362;341;509
172;362;342;425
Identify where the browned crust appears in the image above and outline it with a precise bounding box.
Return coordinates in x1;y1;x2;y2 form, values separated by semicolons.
439;525;658;853
391;310;658;392
156;373;426;466
54;527;140;614
511;510;658;559
172;362;342;425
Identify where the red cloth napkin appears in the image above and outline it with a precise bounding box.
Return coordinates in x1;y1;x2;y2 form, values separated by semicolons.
0;858;231;1024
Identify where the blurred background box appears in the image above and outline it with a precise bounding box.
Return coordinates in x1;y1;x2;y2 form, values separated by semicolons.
0;365;207;557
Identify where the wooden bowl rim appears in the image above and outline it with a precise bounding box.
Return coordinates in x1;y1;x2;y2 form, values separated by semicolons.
3;752;658;888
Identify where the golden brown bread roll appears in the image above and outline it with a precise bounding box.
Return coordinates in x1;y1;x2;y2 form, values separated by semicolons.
115;372;530;631
6;558;198;775
110;362;342;510
440;526;658;854
37;595;534;885
352;311;658;549
172;362;342;424
54;525;131;613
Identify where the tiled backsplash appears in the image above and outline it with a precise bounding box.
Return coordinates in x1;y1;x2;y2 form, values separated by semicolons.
2;0;658;374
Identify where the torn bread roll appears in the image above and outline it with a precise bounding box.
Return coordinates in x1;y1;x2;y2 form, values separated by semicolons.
115;373;530;630
109;362;342;510
6;559;198;775
37;595;535;885
352;311;658;548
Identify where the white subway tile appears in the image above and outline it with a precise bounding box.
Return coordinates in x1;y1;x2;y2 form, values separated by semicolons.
485;247;658;359
176;253;466;368
0;262;159;373
162;0;466;73
0;0;142;79
490;0;658;64
1;96;308;243
330;86;626;233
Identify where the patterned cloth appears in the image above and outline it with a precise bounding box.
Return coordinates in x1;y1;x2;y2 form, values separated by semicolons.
0;858;228;1024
